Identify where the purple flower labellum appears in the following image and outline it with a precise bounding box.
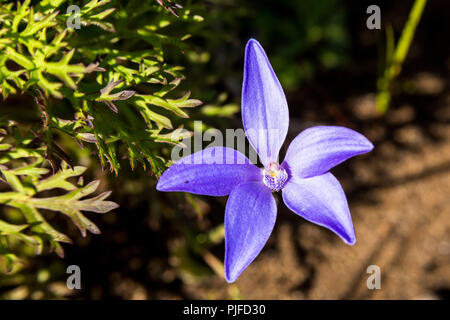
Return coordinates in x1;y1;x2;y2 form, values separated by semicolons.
262;162;287;191
157;38;374;283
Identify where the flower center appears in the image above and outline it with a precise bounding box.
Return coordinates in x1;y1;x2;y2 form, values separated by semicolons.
262;162;288;192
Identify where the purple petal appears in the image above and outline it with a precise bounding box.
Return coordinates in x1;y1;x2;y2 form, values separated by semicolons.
283;126;374;178
156;147;261;196
225;181;277;282
282;172;355;245
242;39;289;166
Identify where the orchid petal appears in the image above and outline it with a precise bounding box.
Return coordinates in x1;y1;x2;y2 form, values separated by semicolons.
225;181;277;282
282;172;356;244
283;126;374;178
242;39;289;166
156;147;260;196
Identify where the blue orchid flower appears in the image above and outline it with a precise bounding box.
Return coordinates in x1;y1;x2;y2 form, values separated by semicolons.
157;39;374;283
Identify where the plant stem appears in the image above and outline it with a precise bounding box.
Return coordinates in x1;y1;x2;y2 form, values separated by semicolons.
376;0;427;113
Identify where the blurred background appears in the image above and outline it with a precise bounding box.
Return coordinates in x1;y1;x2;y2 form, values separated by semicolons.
1;0;449;299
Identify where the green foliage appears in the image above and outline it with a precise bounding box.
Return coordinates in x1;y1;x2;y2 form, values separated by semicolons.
0;121;118;272
0;0;203;176
0;0;203;274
